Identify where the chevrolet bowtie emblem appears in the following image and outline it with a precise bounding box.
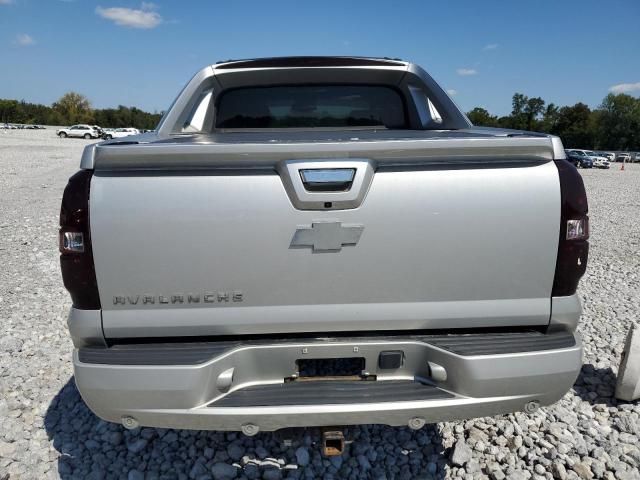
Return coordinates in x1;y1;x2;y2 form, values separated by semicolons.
291;221;364;252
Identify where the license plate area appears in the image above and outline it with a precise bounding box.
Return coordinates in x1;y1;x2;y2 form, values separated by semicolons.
288;357;372;382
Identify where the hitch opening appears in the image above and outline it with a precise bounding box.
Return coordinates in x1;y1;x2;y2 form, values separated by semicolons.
322;429;345;456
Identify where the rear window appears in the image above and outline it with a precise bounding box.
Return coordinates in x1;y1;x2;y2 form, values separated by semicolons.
215;85;407;129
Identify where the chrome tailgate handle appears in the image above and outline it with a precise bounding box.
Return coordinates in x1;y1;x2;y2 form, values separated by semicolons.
300;168;356;192
278;159;375;210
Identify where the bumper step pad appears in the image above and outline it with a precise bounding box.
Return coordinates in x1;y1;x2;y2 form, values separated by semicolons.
212;380;452;407
424;331;576;355
81;330;576;365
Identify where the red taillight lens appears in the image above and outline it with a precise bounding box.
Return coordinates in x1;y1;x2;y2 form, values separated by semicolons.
552;160;589;297
59;170;101;309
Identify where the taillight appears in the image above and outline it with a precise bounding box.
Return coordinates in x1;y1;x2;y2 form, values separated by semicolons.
552;160;589;296
59;170;101;309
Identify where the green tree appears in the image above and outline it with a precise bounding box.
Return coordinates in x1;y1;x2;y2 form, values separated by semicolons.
524;97;545;131
466;107;498;127
509;93;528;129
0;96;162;129
551;103;594;148
52;92;93;124
540;103;560;133
512;93;527;116
0;99;20;123
594;93;640;150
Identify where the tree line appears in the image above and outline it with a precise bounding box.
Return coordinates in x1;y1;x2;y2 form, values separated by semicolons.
0;92;163;130
1;91;639;150
467;92;640;151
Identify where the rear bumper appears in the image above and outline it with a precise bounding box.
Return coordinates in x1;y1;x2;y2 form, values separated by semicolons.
73;330;582;432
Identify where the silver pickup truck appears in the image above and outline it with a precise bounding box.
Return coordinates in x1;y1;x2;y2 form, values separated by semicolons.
60;56;588;437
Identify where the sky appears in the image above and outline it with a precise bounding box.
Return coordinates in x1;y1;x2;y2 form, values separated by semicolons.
0;0;639;116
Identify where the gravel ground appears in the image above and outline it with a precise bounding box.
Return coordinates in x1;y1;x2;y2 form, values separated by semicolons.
1;129;639;480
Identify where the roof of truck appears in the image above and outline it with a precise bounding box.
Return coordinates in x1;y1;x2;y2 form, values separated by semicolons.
213;56;408;69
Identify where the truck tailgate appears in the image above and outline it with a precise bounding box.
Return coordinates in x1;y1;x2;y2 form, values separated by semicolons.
90;137;560;338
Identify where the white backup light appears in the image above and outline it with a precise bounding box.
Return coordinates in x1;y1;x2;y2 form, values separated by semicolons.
566;219;588;240
61;231;85;253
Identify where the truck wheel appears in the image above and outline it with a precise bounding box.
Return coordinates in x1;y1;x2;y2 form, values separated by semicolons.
59;132;67;138
84;133;91;139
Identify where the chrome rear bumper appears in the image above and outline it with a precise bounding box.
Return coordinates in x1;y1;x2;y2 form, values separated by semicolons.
73;331;582;432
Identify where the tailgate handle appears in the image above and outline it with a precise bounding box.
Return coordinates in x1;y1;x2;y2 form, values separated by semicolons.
300;168;356;192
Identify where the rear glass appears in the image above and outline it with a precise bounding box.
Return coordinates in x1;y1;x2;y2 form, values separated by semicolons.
215;85;407;129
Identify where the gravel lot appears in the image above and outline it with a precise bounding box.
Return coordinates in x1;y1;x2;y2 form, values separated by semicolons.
1;129;639;480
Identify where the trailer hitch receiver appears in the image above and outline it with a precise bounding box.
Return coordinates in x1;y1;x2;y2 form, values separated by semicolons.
322;428;345;456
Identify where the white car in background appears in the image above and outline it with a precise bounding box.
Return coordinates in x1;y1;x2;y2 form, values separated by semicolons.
587;153;610;169
57;125;100;139
103;128;139;140
597;152;616;162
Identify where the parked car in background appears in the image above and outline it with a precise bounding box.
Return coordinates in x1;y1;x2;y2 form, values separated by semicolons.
616;153;631;163
586;151;610;169
597;152;615;162
565;150;582;167
593;158;610;169
566;150;593;168
568;149;608;168
581;150;609;165
633;153;640;163
57;125;101;139
102;127;140;140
